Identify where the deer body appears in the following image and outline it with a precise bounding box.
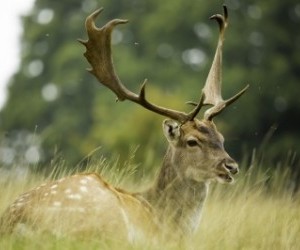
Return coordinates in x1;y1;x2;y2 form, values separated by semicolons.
0;6;248;242
1;173;157;241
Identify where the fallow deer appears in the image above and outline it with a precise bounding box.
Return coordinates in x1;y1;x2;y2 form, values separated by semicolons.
0;6;248;243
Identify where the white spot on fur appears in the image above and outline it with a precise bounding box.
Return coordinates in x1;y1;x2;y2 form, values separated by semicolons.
65;207;85;213
53;201;61;207
51;184;58;189
58;178;65;183
79;179;88;185
85;176;94;181
67;193;82;200
79;186;88;193
64;188;72;194
50;190;57;195
44;192;49;197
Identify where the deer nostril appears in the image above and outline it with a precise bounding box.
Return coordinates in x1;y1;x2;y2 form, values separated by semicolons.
225;164;239;174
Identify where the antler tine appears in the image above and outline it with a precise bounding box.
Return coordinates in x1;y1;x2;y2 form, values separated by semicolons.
201;5;249;120
80;8;191;123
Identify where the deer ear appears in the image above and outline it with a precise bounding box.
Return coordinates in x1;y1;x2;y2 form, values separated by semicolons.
163;119;181;143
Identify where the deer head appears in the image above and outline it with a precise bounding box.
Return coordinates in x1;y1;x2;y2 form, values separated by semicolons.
160;119;240;186
78;6;248;184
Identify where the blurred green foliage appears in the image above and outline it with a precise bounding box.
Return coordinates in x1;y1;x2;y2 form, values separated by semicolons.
0;0;299;171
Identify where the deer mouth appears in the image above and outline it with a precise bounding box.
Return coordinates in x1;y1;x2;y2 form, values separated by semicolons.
217;173;234;183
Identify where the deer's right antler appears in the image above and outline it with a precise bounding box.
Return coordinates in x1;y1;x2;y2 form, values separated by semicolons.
79;8;202;123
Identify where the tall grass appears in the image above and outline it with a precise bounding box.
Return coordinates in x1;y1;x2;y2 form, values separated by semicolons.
0;150;299;250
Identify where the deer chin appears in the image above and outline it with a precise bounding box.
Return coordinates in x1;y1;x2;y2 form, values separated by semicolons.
216;172;234;184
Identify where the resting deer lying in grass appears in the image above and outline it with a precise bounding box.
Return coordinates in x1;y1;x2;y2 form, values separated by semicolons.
0;6;248;242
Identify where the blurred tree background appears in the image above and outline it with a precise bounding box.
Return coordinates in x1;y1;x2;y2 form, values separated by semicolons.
0;0;299;175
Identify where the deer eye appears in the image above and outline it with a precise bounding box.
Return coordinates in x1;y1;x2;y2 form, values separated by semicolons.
187;139;198;147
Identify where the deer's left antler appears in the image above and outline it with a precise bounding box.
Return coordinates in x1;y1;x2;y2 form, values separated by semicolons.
201;5;249;120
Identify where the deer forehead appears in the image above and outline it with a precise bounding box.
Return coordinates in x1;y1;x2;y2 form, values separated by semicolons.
180;120;223;141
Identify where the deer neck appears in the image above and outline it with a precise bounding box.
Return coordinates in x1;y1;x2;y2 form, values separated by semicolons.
142;146;209;233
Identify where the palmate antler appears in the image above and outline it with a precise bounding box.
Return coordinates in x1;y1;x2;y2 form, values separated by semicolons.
79;6;248;123
78;8;202;123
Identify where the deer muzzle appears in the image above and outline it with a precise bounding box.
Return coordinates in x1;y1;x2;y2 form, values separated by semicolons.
216;158;239;183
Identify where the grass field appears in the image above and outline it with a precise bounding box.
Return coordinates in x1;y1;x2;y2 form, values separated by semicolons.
0;153;299;250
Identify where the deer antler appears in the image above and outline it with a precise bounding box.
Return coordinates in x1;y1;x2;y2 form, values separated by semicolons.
79;7;247;123
201;5;249;120
78;8;202;123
